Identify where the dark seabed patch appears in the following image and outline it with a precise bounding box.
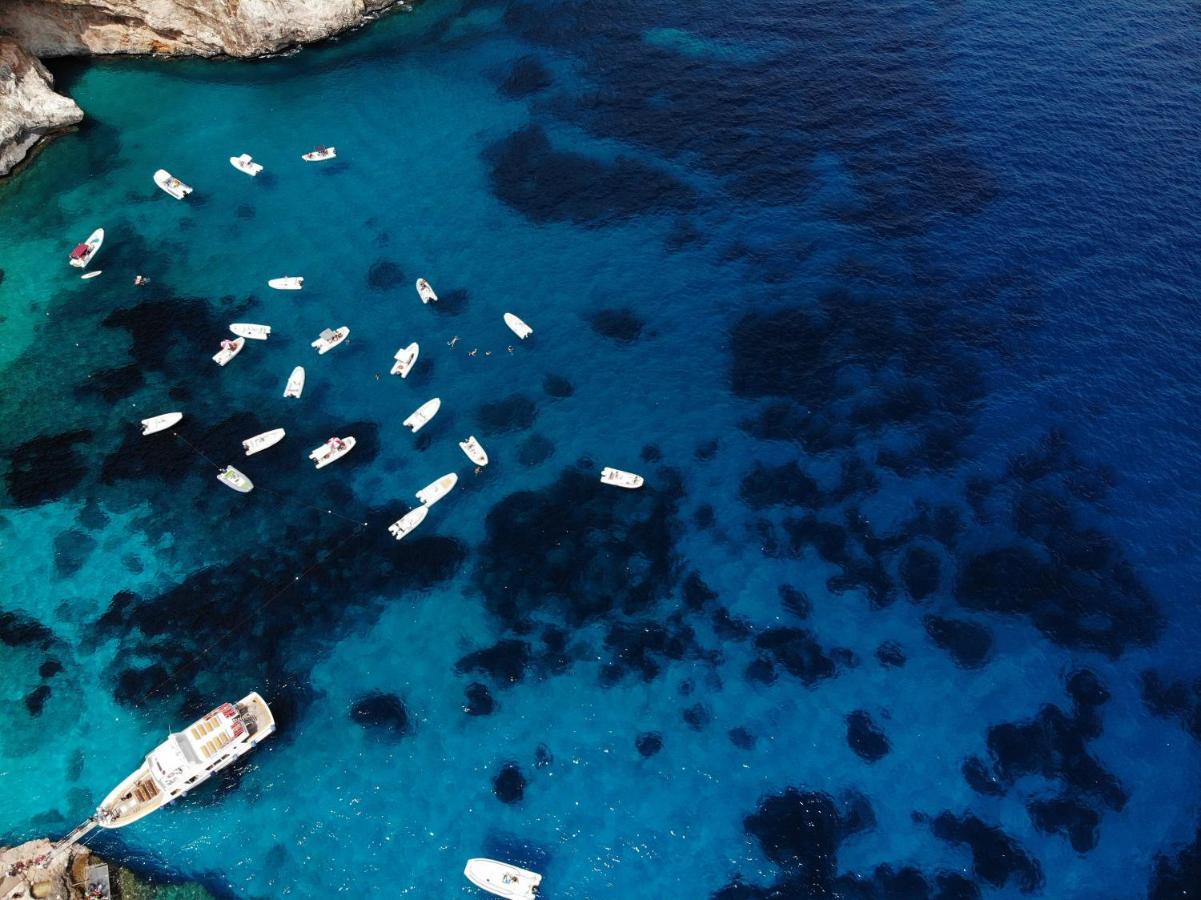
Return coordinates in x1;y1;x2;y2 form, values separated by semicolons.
924;615;992;669
588;308;644;343
500;55;553;98
349;692;410;737
846;710;890;762
367;260;404;291
3;429;93;507
492;762;526;804
484;125;696;227
542;374;574;398
636;732;663;757
53;528;97;578
929;812;1043;892
517;433;555;466
463;681;495;716
477;394;538;435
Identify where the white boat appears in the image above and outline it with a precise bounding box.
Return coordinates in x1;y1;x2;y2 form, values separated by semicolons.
153;169;193;200
140;412;182;435
504;312;533;340
600;466;644;489
268;277;304;291
309;436;355;469
242;428;285;456
230;323;271;340
212;337;245;366
94;693;274;829
311;326;349;354
283;366;306;398
403;397;441;433
415;278;438;304
459;436;488;466
68;228;104;268
387;504;429;541
217;466;254;493
229;153;263;176
302;146;336;161
390;342;419;378
416;472;458;507
463;858;542;900
81;270;103;280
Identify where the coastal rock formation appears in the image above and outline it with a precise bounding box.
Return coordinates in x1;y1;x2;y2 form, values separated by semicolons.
0;1;401;58
0;1;406;176
0;37;82;176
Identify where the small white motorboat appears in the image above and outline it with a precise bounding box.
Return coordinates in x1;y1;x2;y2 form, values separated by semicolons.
459;436;488;466
388;505;429;541
311;326;349;354
415;278;438;304
390;342;419;378
463;858;542;900
302;146;336;161
217;466;253;493
504;312;533;340
81;271;103;280
403;397;441;433
229;153;263;176
309;436;356;469
140;412;182;435
230;323;271;340
283;366;306;398
212;336;246;366
416;472;458;507
154;169;193;200
243;428;285;456
600;466;644;489
268;277;304;290
68;228;104;268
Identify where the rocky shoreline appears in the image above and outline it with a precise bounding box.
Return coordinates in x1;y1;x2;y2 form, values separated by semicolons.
1;838;216;900
0;0;411;177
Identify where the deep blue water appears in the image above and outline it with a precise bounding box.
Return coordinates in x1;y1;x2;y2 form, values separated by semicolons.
2;0;1201;896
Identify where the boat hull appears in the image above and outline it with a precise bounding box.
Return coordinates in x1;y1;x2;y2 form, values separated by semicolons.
463;859;542;900
284;366;305;398
404;398;441;432
504;312;533;339
69;228;104;268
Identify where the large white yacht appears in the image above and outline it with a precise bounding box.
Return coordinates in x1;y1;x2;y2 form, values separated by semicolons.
95;692;275;828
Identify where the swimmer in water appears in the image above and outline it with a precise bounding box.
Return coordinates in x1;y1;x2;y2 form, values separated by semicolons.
449;336;459;348
468;348;478;357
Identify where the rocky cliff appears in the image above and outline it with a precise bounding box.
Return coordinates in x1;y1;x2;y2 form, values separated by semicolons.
0;36;82;177
0;0;405;176
0;0;401;58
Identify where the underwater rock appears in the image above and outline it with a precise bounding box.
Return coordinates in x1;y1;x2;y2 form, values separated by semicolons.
682;702;711;730
900;546;940;600
500;55;553;98
728;727;756;750
3;429;92;507
463;681;495;716
492;763;526;804
930;812;1043;892
753;628;837;686
875;641;906;668
924;615;992;669
589;308;644;343
455;640;532;686
845;710;890;763
349;692;409;737
24;684;52;715
636;732;663;757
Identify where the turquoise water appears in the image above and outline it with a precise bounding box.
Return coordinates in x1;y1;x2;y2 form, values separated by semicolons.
3;0;1201;896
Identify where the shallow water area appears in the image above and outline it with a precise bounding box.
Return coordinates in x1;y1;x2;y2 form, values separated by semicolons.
2;0;1201;897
